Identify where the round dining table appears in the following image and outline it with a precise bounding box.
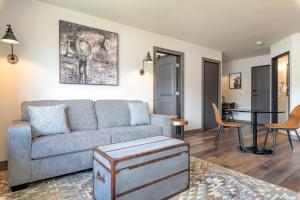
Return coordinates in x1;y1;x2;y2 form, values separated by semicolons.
225;109;285;155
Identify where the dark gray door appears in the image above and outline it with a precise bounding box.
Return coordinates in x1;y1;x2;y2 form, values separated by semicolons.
203;60;219;130
155;55;177;116
251;65;271;124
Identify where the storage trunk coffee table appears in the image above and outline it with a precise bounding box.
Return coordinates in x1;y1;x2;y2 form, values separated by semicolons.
93;136;190;200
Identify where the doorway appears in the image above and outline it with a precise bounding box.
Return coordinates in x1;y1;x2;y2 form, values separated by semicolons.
251;65;271;124
153;47;184;119
272;52;290;123
203;58;221;130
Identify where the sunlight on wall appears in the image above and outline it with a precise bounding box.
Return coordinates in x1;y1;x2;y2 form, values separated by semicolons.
277;55;289;122
0;0;6;13
221;75;229;101
295;0;300;9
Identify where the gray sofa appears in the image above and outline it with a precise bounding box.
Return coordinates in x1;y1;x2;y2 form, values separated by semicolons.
7;99;172;188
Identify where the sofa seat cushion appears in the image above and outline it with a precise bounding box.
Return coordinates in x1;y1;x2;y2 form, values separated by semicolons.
31;131;111;160
102;125;163;143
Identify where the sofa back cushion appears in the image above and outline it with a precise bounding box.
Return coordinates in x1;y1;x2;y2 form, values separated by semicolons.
21;99;97;131
95;100;142;129
62;100;97;131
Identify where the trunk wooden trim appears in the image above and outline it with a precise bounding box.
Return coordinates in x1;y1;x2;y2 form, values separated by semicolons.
116;169;189;198
94;156;111;173
105;138;172;153
94;142;190;200
125;151;187;172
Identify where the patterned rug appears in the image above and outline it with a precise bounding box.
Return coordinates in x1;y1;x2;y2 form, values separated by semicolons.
0;157;299;200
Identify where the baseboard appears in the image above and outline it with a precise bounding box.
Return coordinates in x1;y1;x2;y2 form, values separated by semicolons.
184;128;203;134
279;131;300;141
234;120;252;125
290;134;299;141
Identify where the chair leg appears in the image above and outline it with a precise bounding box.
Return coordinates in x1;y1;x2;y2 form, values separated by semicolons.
287;130;294;150
230;112;235;122
215;126;224;149
273;129;277;155
294;129;300;142
237;127;244;151
263;128;270;150
224;114;229;122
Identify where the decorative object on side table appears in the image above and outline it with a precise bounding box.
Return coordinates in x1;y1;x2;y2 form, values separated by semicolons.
93;136;190;200
59;20;118;85
139;51;153;75
172;119;188;140
229;72;241;89
1;24;19;64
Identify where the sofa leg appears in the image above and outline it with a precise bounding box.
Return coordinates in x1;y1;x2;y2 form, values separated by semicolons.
11;184;28;192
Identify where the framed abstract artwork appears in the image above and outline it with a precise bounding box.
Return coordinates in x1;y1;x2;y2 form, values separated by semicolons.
59;20;118;85
229;72;241;89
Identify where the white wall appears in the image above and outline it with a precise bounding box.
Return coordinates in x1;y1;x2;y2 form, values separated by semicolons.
270;34;300;110
222;55;270;121
270;36;292;58
221;34;300;129
0;0;222;161
290;33;300;110
270;33;300;135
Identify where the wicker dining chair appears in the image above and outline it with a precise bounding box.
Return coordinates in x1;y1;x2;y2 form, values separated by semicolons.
212;103;244;150
263;105;300;154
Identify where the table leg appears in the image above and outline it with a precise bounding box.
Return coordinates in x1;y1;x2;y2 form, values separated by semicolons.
176;126;180;139
242;111;273;155
181;126;184;140
252;111;258;150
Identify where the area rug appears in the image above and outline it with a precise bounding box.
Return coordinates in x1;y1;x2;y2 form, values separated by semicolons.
0;157;299;200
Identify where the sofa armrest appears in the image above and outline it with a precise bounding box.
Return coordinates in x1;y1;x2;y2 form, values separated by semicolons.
7;120;32;187
150;114;173;137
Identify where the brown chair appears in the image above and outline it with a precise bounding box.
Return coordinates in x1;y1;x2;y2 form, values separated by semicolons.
263;105;300;154
212;103;244;150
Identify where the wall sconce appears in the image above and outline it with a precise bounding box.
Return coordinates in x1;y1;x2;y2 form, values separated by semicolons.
139;51;153;76
1;25;19;64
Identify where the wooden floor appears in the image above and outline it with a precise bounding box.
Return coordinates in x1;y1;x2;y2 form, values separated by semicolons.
185;125;300;193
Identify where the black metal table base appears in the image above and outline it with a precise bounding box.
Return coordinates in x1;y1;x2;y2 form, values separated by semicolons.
228;109;284;156
242;147;273;155
175;126;184;140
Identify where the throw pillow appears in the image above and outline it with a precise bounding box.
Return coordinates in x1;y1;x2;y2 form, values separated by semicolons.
128;102;151;126
27;104;70;138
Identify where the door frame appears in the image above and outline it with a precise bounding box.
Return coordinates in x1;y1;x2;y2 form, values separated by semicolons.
202;57;222;130
271;51;290;123
251;65;271;124
153;46;185;118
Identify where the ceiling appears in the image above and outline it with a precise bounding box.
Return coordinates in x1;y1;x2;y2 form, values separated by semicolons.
37;0;300;61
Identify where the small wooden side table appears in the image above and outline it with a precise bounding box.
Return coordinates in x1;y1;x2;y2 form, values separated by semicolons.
172;119;188;140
